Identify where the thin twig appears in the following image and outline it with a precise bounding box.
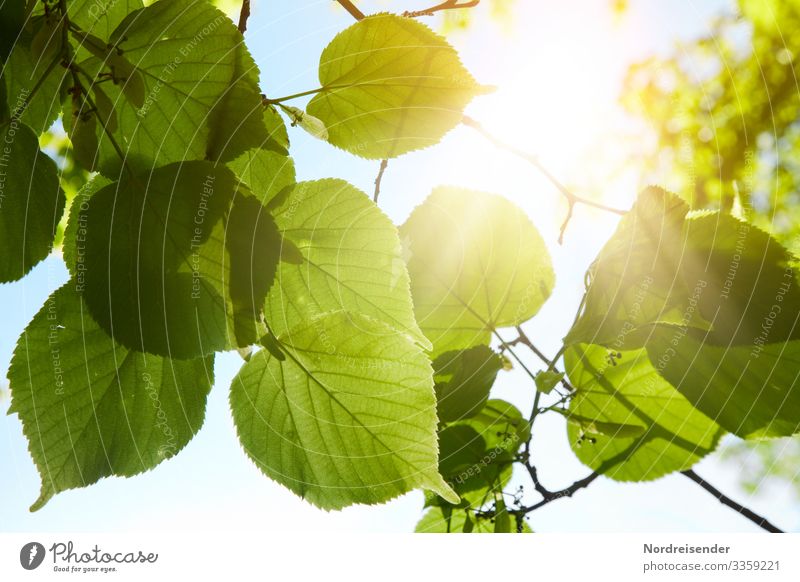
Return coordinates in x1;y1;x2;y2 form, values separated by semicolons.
462;115;627;242
403;0;480;17
238;0;251;33
373;159;388;203
682;469;784;533
335;0;365;20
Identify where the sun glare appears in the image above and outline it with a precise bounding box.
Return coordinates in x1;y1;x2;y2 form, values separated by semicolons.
455;1;646;237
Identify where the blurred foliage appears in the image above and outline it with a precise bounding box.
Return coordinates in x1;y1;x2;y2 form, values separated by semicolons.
720;437;800;499
439;0;514;34
622;0;800;496
622;0;800;251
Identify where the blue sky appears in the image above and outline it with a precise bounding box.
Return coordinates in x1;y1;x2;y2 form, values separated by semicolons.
2;0;798;532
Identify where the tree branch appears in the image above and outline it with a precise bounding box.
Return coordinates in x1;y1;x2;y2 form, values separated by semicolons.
373;159;388;203
403;0;480;18
462;115;627;243
335;0;365;21
682;469;784;533
238;0;251;33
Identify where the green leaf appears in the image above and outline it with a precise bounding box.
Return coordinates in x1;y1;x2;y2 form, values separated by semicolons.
647;330;800;438
415;507;531;533
70;0;265;174
565;344;724;481
433;346;502;422
265;179;430;348
7;284;213;510
401;187;554;354
535;369;564;394
230;310;457;509
306;13;489;159
78;161;280;358
0;121;66;282
3;29;67;134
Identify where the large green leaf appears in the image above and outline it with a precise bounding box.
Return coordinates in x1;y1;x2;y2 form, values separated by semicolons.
433;346;503;423
401;187;554;354
7;285;213;510
230;310;456;509
67;0;265;174
565;344;724;481
0;121;66;282
306;14;489;159
78;161;281;358
647;330;800;438
265;179;429;348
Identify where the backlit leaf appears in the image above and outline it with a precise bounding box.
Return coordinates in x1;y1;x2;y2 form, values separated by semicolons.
565;344;724;481
401;187;554;354
306;14;489;159
7;285;212;510
230;310;456;509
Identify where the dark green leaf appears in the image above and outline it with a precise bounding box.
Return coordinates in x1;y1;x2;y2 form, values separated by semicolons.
433;346;502;422
647;330;800;438
78;161;280;358
0;121;65;282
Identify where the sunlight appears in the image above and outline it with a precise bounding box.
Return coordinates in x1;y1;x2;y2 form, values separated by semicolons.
455;1;643;238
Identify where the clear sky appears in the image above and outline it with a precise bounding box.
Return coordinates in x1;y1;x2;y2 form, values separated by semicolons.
2;0;798;533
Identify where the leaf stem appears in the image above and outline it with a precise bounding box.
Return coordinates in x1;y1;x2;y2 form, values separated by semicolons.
263;88;327;104
373;159;388;203
681;469;784;533
335;0;366;21
461;115;627;243
238;0;251;33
